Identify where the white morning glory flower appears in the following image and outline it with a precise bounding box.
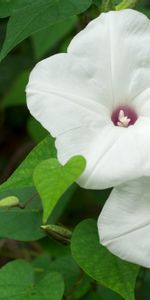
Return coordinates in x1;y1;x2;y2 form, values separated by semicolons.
26;9;150;267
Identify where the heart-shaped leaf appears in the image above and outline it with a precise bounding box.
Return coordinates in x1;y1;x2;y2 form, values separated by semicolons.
33;155;86;223
71;219;139;300
0;259;64;300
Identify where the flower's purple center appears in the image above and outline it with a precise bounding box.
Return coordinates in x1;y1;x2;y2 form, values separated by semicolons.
111;105;138;128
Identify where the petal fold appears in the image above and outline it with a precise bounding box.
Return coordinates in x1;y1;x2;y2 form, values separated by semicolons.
98;177;150;267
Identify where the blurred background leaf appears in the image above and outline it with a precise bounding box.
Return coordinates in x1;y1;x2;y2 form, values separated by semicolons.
32;16;77;60
71;219;139;300
0;259;64;300
0;0;92;61
1;71;29;108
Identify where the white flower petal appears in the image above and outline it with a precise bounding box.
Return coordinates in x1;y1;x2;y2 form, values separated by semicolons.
26;53;109;137
133;88;150;118
98;177;150;267
68;9;150;108
56;117;150;189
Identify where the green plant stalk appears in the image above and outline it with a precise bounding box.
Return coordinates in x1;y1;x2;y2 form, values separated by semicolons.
101;0;115;12
116;0;140;10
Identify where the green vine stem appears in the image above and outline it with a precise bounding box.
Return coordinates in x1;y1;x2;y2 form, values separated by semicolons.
116;0;141;10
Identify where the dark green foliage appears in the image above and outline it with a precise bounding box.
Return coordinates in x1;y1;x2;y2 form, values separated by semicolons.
0;1;149;299
71;219;139;300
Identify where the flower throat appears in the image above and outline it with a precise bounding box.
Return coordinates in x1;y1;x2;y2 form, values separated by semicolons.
111;105;138;127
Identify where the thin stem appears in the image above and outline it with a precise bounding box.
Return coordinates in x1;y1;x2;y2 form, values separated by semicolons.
116;0;141;10
65;270;84;300
19;192;38;209
101;0;115;12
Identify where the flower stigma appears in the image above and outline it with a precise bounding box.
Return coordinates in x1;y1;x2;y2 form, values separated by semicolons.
111;105;138;128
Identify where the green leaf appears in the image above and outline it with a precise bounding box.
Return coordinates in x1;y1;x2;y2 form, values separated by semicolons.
0;185;75;241
33;155;86;223
32;16;77;60
33;255;79;290
141;269;150;300
0;0;33;18
1;71;29;108
49;184;76;224
33;254;90;298
27;118;48;142
0;259;64;300
0;0;14;18
92;0;102;8
48;255;88;297
71;219;139;300
73;275;91;299
0;0;18;18
81;287;123;300
0;187;45;241
81;290;103;300
40;238;70;258
0;0;92;61
99;286;123;300
138;9;150;19
31;272;64;300
0;136;56;193
0;136;75;241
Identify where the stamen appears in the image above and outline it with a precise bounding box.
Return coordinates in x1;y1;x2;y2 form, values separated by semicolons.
111;105;138;127
117;110;131;127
